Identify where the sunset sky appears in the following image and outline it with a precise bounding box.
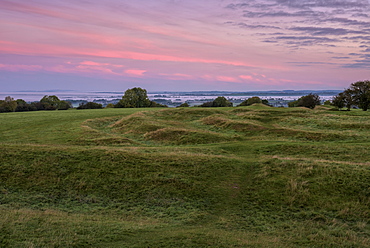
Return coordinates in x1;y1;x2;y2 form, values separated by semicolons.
1;0;369;92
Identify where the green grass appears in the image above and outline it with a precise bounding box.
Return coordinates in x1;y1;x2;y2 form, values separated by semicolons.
0;105;369;247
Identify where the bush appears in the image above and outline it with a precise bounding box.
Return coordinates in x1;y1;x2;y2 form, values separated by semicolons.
200;97;232;107
40;95;60;110
58;101;72;110
177;103;190;108
15;99;34;112
0;97;17;112
105;103;115;108
288;94;320;109
238;97;270;106
149;101;168;108
77;102;103;109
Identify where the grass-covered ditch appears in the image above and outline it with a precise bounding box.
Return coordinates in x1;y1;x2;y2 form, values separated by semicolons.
0;105;369;247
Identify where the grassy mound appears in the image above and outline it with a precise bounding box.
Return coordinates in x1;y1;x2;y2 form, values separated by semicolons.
111;112;169;134
202;114;266;132
85;106;370;144
144;127;233;144
1;106;369;247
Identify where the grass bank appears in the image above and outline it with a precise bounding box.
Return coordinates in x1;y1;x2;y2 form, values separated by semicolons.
0;105;369;247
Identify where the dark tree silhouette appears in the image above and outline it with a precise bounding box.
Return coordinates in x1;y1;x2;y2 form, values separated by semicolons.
115;87;167;108
348;80;370;111
199;96;232;107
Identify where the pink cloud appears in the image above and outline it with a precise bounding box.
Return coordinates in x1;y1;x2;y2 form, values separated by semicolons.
49;62;123;76
0;64;43;72
138;25;226;47
76;65;118;75
79;61;124;68
240;75;253;80
2;0;368;92
125;69;146;77
173;73;194;79
80;61;108;66
216;76;240;83
201;75;240;83
158;73;194;80
0;1;68;20
0;39;257;69
201;75;214;81
74;62;125;76
1;1;224;50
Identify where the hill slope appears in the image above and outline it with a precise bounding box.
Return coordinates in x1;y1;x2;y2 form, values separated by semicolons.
0;105;369;247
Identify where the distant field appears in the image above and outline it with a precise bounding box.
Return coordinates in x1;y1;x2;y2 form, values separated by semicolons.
1;105;369;247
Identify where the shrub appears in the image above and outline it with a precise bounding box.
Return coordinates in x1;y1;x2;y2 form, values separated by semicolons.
105;103;115;108
177;102;190;108
288;94;320;109
77;102;103;109
200;97;232;107
0;97;17;112
238;97;270;106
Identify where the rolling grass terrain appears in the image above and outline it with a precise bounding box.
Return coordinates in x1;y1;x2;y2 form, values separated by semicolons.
0;105;369;247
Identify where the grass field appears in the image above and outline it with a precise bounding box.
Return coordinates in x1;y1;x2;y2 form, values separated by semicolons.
0;105;369;247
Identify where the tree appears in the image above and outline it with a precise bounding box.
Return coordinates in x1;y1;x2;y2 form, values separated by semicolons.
332;81;370;111
298;93;321;109
199;101;214;107
331;94;345;110
199;96;232;107
58;101;72;110
77;102;103;109
288;100;299;108
15;99;32;112
105;103;115;108
5;96;14;102
115;87;167;108
115;87;151;108
332;91;352;111
288;93;320;109
212;97;233;107
31;102;46;111
177;102;190;108
40;95;61;110
262;99;270;106
238;96;267;106
39;95;71;110
0;96;17;112
348;80;370;111
149;101;168;108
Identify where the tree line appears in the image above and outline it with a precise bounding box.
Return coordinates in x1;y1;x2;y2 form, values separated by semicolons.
1;81;369;113
114;82;368;110
0;95;72;113
0;88;166;113
198;80;370;111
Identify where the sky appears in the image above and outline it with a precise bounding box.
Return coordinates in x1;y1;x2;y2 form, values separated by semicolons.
0;0;369;92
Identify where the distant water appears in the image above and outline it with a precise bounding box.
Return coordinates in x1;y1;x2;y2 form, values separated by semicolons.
150;94;336;102
0;91;336;102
